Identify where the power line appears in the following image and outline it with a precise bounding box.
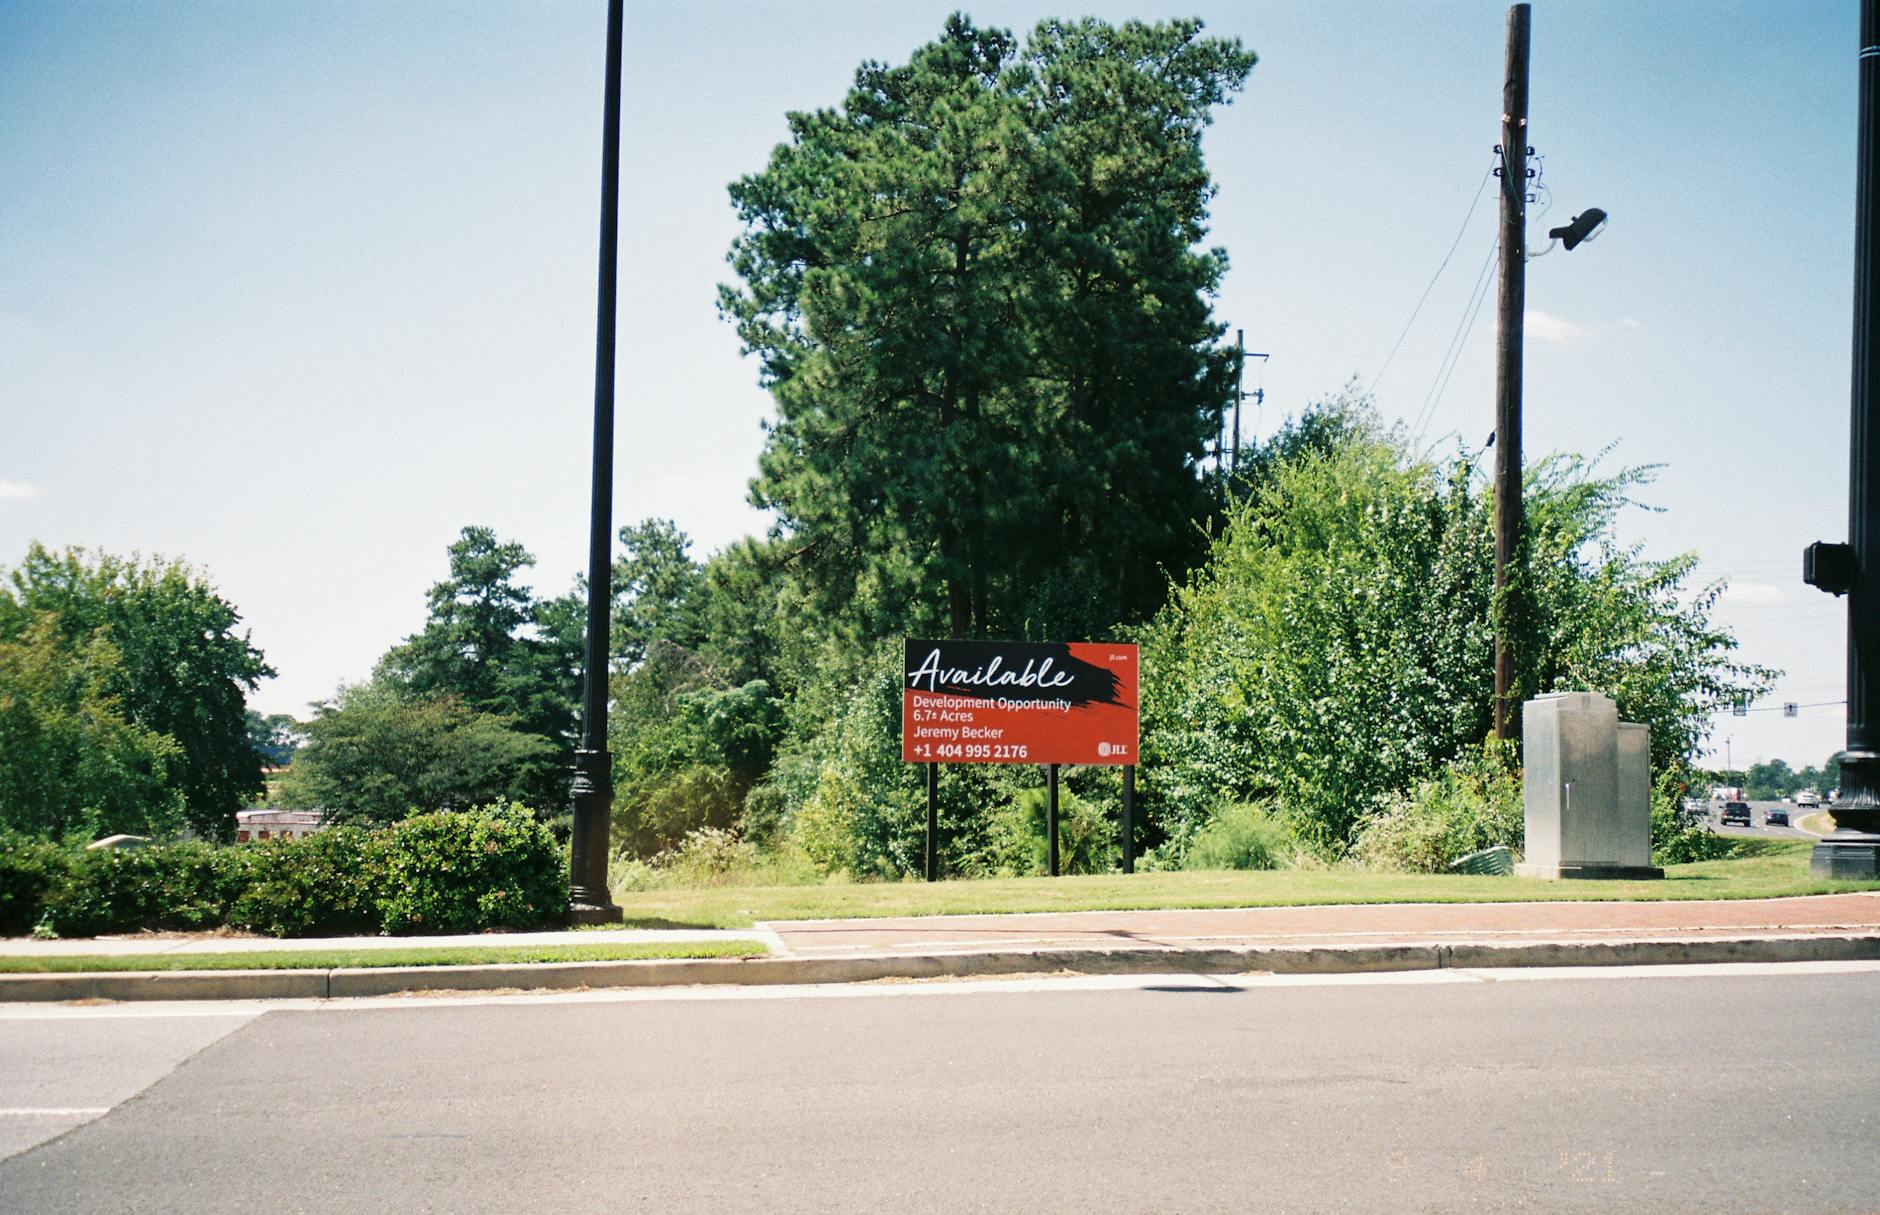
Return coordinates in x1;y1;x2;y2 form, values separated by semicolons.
1411;234;1499;441
1371;168;1494;392
1423;272;1497;434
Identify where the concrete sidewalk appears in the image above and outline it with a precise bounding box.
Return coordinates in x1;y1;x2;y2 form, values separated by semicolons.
0;926;777;958
3;892;1878;1003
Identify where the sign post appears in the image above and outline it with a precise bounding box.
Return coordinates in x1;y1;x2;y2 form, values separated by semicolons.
1122;765;1135;874
903;639;1140;878
924;762;938;882
1047;763;1061;876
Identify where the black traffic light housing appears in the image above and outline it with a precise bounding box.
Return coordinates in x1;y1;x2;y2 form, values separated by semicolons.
1804;541;1858;596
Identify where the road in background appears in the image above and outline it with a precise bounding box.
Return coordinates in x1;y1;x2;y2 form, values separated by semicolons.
1704;799;1822;839
3;965;1876;1213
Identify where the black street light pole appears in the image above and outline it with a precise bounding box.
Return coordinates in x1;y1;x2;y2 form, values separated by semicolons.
568;0;626;923
1805;0;1880;879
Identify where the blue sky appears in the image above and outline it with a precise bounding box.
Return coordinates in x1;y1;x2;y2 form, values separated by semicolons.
0;0;1864;771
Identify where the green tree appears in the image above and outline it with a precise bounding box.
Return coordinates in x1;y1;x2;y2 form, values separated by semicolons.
1743;758;1797;801
0;612;185;840
607;642;784;856
245;710;301;769
1137;400;1772;853
610;519;707;668
277;680;554;827
376;527;579;812
0;544;273;840
600;528;798;854
722;15;1254;644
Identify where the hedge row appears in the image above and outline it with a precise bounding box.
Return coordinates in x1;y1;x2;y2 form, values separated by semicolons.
0;802;565;938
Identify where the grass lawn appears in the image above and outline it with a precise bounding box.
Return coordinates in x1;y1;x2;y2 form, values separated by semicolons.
0;940;766;975
605;839;1880;929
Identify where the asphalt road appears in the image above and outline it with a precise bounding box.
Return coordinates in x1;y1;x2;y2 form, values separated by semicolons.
2;964;1877;1214
1703;799;1822;839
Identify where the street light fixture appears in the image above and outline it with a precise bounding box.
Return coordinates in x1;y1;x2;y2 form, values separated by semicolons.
1527;207;1609;258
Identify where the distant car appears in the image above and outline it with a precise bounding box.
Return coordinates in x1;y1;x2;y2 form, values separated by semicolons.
1720;801;1753;826
1765;807;1790;827
1681;797;1704;814
1796;790;1820;808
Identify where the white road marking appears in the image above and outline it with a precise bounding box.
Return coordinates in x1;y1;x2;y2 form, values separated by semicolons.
0;1108;110;1117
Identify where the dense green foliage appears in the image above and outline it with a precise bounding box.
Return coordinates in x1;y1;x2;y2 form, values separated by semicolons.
228;826;384;937
1651;769;1736;865
588;395;1765;880
609;646;782;856
5;804;563;938
1181;803;1297;872
374;527;584;813
723;15;1253;643
36;841;250;937
0;831;70;935
245;710;302;769
1740;755;1840;801
0;544;272;841
0;615;185;840
375;801;563;934
1137;401;1771;858
277;680;555;827
1350;743;1524;872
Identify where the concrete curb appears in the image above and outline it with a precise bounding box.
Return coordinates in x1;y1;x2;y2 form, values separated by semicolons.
4;933;1878;1003
0;968;331;1003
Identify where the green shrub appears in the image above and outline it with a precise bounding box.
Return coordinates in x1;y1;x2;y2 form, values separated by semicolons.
1351;742;1523;872
376;801;564;934
609;653;785;858
792;765;874;876
1136;399;1773;856
1184;803;1294;871
1652;768;1734;865
227;827;385;938
42;842;249;936
984;786;1117;876
618;765;744;858
21;803;569;939
660;827;759;886
0;830;71;935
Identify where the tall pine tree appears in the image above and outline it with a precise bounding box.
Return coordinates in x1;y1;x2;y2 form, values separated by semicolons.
722;16;1254;644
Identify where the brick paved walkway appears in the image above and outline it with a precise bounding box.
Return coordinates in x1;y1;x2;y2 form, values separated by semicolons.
769;892;1880;957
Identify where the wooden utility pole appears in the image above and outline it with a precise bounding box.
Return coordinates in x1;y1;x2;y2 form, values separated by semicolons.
1493;3;1531;741
1231;328;1245;472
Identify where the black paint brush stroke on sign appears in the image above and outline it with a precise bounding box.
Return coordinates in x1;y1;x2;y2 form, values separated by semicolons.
903;639;1128;709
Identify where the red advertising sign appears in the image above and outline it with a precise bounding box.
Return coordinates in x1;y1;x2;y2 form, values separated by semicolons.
901;639;1140;766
